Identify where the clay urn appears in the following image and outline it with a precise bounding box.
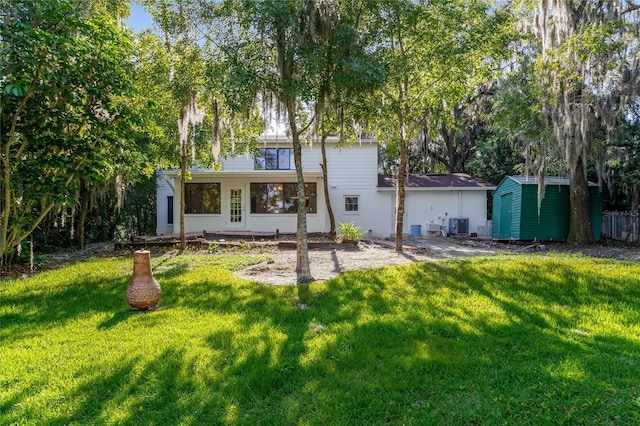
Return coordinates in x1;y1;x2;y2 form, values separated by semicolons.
126;250;162;310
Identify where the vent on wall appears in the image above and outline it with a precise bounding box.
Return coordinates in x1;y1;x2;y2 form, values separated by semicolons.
449;218;469;235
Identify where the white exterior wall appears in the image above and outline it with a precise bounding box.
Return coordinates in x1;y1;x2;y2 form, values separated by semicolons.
170;172;326;235
156;170;175;235
322;142;392;238
155;139;492;238
330;189;393;238
402;189;489;236
219;153;255;171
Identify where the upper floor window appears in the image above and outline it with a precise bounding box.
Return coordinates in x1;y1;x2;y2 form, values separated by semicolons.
185;183;221;214
254;148;294;170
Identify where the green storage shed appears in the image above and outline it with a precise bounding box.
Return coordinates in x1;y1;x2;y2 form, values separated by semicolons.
492;176;601;241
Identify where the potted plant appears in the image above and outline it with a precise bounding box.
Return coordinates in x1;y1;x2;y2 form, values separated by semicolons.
337;221;364;245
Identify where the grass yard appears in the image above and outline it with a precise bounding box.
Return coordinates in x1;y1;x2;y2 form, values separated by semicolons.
1;253;640;425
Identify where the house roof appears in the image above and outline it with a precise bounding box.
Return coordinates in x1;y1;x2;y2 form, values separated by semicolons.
505;176;599;187
377;173;496;189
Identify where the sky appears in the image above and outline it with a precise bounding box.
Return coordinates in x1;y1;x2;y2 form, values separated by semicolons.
126;3;154;33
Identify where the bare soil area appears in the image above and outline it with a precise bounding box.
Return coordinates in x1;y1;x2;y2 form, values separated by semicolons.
236;238;503;285
2;236;639;285
235;237;640;285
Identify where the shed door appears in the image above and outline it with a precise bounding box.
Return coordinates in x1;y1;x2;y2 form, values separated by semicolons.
499;192;512;238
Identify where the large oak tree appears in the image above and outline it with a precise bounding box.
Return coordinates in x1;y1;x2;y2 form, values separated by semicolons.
528;0;640;243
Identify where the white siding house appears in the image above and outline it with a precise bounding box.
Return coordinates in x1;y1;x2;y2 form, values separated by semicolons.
156;137;495;238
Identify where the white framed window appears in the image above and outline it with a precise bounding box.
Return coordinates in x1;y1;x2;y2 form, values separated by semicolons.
344;196;359;214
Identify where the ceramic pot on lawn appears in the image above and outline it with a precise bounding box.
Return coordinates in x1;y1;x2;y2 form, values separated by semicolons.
126;250;162;310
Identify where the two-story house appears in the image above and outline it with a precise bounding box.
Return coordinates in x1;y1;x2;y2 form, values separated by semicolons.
156;136;495;238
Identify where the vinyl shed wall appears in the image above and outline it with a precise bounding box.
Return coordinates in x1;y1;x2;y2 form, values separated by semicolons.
519;184;570;241
492;177;601;241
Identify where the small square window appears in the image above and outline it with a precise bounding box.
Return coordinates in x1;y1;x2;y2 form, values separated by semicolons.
345;196;359;213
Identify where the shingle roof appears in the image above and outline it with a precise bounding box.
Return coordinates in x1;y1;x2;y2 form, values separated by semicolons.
378;173;496;189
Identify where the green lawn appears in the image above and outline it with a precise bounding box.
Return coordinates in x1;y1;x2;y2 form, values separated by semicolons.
1;253;640;425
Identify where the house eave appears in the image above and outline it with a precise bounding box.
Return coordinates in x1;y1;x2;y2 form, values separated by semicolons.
377;186;496;192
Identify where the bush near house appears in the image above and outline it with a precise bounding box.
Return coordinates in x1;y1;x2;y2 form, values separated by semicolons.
337;221;364;242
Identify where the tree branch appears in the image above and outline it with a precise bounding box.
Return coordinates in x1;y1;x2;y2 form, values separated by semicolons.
621;4;640;15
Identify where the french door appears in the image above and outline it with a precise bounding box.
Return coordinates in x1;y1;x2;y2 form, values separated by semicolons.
228;188;244;228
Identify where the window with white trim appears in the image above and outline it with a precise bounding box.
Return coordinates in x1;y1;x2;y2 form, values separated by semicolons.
344;196;359;213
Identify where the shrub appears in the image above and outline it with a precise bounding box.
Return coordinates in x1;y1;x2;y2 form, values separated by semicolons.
337;221;364;242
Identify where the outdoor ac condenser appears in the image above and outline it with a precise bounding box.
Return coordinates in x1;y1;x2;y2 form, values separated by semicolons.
448;218;469;235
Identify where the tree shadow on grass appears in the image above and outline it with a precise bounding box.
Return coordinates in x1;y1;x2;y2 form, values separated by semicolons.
56;350;198;425
6;256;640;424
96;308;164;330
0;271;131;343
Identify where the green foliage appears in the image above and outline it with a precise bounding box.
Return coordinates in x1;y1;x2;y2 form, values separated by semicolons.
523;2;640;243
0;0;140;255
466;137;525;185
416;4;519;173
606;118;640;210
337;221;364;241
2;254;640;424
351;0;518;249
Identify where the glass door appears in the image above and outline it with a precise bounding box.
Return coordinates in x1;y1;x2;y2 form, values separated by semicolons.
229;188;244;228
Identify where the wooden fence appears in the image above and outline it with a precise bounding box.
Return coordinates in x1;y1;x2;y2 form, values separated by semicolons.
601;211;639;242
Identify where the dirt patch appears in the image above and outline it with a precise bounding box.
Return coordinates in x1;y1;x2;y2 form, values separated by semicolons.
230;237;640;285
235;238;504;285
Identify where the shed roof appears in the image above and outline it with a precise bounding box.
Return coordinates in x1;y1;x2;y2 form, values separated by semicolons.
505;176;598;187
378;173;495;189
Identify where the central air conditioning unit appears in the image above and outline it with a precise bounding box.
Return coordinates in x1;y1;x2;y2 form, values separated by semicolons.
448;218;469;235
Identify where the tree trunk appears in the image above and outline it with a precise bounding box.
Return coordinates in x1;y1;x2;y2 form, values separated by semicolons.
77;181;90;249
1;140;12;256
395;133;408;252
393;72;411;252
566;156;593;244
179;149;187;251
292;130;314;283
320;134;336;237
441;121;456;173
1;83;35;256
